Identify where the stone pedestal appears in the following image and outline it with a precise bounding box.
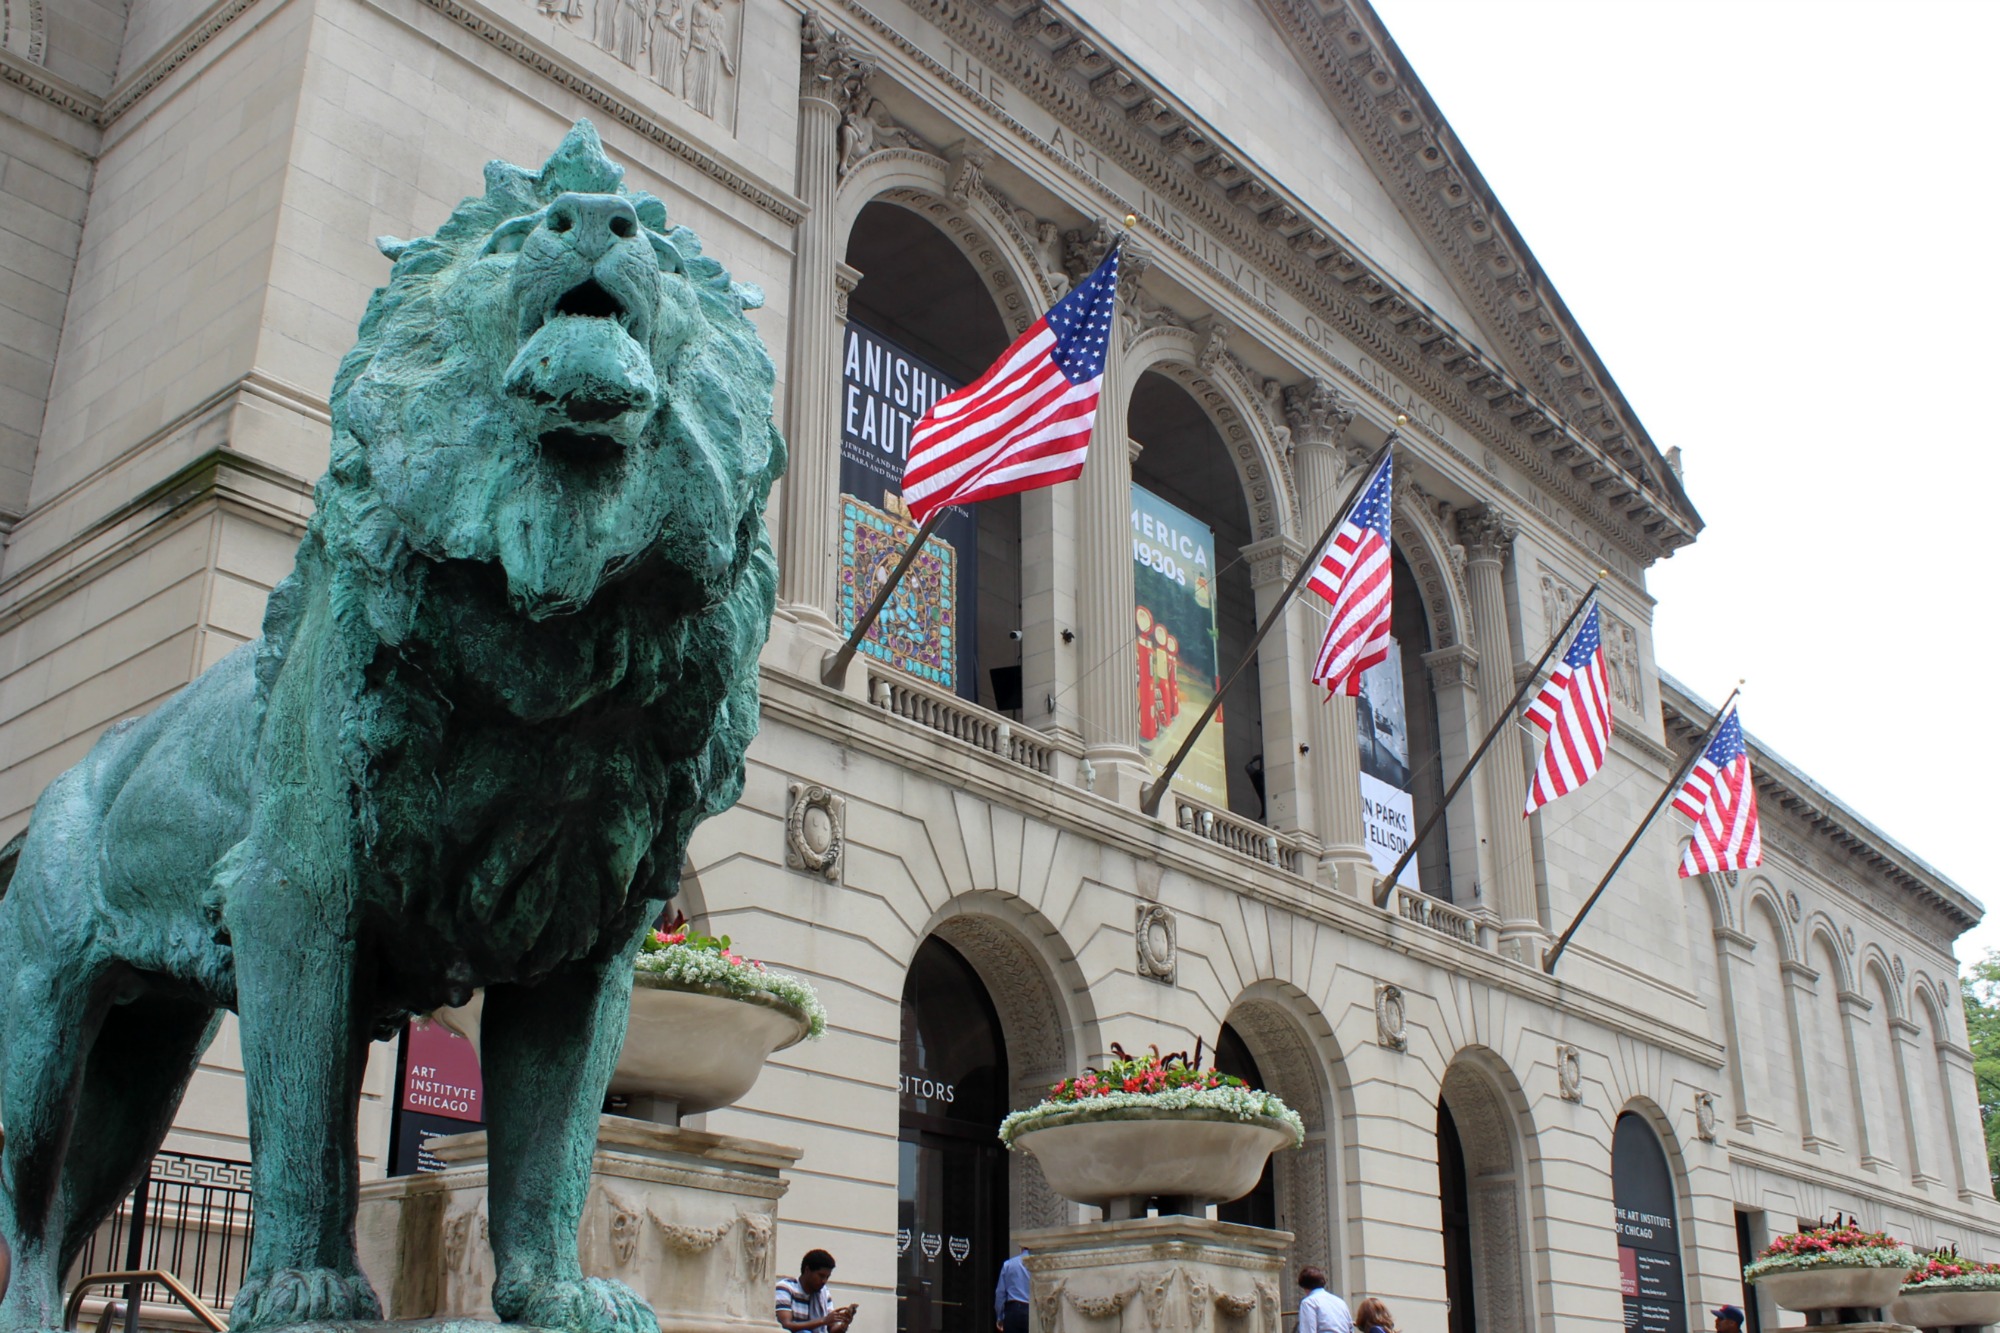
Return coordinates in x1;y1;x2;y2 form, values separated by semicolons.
1019;1217;1293;1333
357;1116;799;1333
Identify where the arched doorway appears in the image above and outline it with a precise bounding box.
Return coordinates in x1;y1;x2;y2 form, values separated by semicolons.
1436;1060;1532;1333
1129;371;1263;819
1437;1101;1477;1333
844;200;1022;713
1611;1112;1687;1333
1214;1020;1277;1230
898;937;1010;1333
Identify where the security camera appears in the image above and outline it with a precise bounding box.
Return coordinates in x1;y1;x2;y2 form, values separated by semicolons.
1008;629;1023;641
1061;628;1076;644
1298;743;1310;755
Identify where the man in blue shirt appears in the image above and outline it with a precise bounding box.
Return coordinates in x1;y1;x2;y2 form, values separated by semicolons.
994;1246;1031;1333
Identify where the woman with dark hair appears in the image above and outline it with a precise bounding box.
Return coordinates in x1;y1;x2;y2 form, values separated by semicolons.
1352;1298;1396;1333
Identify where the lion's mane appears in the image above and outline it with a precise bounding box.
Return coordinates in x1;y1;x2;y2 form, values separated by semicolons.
251;124;785;990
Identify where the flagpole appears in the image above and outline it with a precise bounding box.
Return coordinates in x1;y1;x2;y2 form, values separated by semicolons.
1370;577;1602;908
1541;684;1740;976
1139;441;1394;818
820;508;947;688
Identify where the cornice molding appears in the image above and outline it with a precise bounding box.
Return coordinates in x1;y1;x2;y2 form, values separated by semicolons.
878;0;1694;563
1261;0;1700;538
1660;685;1979;938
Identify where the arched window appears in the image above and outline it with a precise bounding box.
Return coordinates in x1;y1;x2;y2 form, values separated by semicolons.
898;937;1010;1333
844;202;1022;714
1129;372;1262;820
1611;1113;1687;1333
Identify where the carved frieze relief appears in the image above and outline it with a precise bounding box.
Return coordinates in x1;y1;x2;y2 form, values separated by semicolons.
531;0;744;125
1538;565;1643;713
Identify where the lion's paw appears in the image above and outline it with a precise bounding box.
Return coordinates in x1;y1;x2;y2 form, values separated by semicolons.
496;1274;657;1333
228;1267;382;1331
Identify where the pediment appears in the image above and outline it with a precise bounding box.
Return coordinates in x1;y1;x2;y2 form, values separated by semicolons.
917;0;1700;558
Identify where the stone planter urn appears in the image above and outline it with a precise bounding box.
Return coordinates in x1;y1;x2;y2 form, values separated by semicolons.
1007;1109;1296;1220
441;972;811;1120
1891;1286;2000;1330
1751;1265;1911;1315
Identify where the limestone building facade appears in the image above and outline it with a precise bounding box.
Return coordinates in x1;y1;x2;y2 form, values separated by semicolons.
2;1;1994;1331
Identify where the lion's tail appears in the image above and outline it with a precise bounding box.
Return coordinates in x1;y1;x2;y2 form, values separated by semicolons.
0;828;23;900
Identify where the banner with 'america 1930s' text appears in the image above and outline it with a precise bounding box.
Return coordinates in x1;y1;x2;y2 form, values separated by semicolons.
1131;484;1225;806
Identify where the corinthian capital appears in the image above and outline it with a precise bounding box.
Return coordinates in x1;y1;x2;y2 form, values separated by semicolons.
1455;506;1518;565
801;12;868;101
1281;379;1354;451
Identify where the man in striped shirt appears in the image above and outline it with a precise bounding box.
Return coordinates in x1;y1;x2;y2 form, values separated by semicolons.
777;1250;855;1333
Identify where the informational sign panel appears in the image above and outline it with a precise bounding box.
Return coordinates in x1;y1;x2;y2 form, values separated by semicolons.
839;323;979;700
1356;640;1420;889
1613;1113;1687;1333
1131;484;1224;804
389;1015;485;1175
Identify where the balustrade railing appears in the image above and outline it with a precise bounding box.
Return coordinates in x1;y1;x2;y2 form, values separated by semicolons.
1392;886;1493;950
1171;794;1305;874
866;667;1063;775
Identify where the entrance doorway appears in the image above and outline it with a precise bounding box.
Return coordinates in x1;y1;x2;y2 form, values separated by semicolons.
1214;1021;1277;1230
898;938;1010;1333
1437;1101;1477;1333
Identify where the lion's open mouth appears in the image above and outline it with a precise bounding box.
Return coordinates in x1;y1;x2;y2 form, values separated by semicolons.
503;294;661;453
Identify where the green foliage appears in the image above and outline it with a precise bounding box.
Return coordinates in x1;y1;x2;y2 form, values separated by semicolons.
1958;951;2000;1198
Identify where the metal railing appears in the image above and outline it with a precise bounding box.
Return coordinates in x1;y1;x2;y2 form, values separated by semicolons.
1392;885;1493;950
68;1151;255;1321
65;1271;225;1332
1172;794;1305;874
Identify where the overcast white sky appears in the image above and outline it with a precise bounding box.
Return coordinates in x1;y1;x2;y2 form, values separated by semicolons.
1361;0;2000;966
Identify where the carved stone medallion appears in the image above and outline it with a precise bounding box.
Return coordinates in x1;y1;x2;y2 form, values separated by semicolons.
1556;1044;1583;1102
1373;983;1407;1051
786;781;845;881
1135;903;1177;984
1694;1091;1718;1143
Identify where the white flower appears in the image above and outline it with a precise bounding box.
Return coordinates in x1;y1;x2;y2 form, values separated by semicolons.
634;944;827;1039
998;1084;1305;1148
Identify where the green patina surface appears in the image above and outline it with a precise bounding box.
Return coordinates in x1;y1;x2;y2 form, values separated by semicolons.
0;122;784;1333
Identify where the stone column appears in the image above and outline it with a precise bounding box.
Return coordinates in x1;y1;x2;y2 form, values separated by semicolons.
1242;537;1309;832
1836;989;1882;1168
1938;1040;1987;1200
1886;1016;1939;1185
1283;380;1372;894
777;15;866;637
1712;928;1758;1131
1777;960;1824;1152
1456;508;1540;959
1071;226;1145;803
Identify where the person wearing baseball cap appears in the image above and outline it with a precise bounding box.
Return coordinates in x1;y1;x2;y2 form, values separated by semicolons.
1712;1305;1745;1332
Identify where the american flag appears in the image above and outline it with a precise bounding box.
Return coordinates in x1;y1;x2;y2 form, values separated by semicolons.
1522;600;1614;815
1672;705;1762;877
900;245;1121;524
1304;452;1394;696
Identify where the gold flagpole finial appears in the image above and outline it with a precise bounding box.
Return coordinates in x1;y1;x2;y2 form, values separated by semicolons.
1394;413;1408;426
1122;213;1138;228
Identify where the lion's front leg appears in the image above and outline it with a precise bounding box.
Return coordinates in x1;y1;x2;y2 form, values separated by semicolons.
222;852;381;1333
482;948;655;1333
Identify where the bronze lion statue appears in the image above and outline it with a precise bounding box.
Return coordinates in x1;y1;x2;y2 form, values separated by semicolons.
0;122;784;1333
